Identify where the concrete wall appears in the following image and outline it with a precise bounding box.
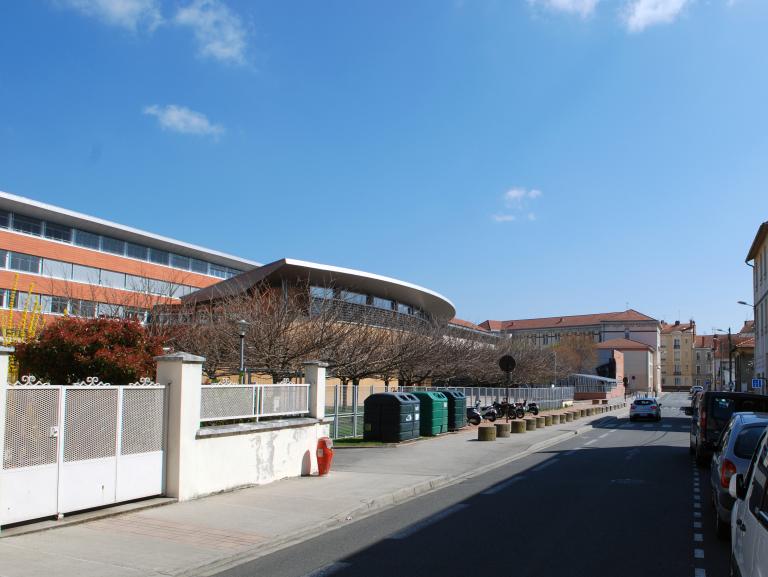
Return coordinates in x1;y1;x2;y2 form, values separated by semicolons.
622;350;653;394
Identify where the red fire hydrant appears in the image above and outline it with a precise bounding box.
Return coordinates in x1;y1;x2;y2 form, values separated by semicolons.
316;437;334;476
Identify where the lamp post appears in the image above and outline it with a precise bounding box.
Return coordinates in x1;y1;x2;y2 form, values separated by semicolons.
237;319;248;383
714;328;733;391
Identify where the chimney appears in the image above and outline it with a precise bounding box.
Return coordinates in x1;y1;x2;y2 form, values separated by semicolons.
674;320;680;326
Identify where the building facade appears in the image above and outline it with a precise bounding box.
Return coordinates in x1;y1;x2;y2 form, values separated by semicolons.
747;221;768;389
693;335;715;389
659;321;696;390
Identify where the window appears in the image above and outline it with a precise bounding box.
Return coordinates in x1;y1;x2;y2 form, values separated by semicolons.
148;248;169;265
50;296;69;315
9;253;40;274
74;229;100;249
310;286;333;300
125;274;147;292
71;300;96;318
44;222;72;242
190;258;208;274
397;302;413;315
170;254;190;270
0;290;5;308
0;210;9;228
99;269;125;289
0;249;6;267
101;236;125;255
674;377;681;386
209;264;228;278
735;427;766;460
373;296;393;310
126;242;148;260
340;291;366;305
12;214;42;235
747;437;768;520
72;264;100;284
41;259;72;280
97;303;123;318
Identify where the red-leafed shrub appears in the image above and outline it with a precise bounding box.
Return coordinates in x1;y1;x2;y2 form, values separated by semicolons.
14;317;165;384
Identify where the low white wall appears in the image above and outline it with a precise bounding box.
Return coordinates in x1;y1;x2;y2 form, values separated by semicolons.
183;422;330;500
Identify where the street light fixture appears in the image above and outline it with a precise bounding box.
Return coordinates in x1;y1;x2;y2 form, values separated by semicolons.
737;301;753;307
237;319;248;382
714;327;733;390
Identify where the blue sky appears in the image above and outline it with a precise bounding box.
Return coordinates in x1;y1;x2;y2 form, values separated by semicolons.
1;0;767;332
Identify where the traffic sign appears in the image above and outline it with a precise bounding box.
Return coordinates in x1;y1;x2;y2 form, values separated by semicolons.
705;380;711;386
752;378;764;389
498;355;516;373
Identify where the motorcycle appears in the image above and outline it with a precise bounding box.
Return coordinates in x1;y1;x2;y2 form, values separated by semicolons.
516;399;539;416
466;403;482;426
494;400;524;419
475;400;498;422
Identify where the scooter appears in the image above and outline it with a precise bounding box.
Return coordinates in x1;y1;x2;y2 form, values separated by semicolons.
466;404;482;426
475;400;498;422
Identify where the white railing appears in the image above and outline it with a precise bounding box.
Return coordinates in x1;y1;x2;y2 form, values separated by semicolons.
200;382;310;423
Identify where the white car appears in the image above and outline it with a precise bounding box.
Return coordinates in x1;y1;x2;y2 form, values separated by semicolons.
729;427;768;577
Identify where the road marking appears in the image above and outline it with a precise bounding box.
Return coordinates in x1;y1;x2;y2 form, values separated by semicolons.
643;424;652;428
532;459;560;472
598;432;611;439
662;424;672;428
482;477;526;495
693;521;702;528
694;503;701;509
693;487;700;494
304;562;352;577
389;504;469;539
694;511;701;518
584;439;597;446
694;548;704;559
694;533;703;542
564;449;579;457
695;568;706;577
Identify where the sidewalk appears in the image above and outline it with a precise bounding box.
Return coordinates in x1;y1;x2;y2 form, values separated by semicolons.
0;403;626;577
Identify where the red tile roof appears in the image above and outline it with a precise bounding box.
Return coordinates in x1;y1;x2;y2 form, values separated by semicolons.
449;318;488;332
739;320;755;335
596;338;653;351
661;321;695;334
481;309;658;331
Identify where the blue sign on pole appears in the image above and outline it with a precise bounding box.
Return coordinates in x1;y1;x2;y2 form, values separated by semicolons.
752;379;764;389
705;380;711;386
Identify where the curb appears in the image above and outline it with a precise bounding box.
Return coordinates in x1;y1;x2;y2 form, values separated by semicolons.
184;406;628;577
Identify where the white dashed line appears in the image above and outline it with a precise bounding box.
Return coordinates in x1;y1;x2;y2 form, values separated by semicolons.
694;533;703;542
532;459;560;472
304;562;352;577
662;424;672;428
390;504;469;539
584;440;597;446
693;521;702;529
695;568;706;577
694;503;701;509
598;432;611;439
693;487;700;494
694;549;704;559
482;477;526;495
694;511;702;518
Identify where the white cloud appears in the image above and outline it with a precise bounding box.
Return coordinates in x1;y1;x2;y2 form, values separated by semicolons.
623;0;690;32
504;187;543;207
494;187;543;223
174;0;247;65
143;104;224;136
529;0;600;18
527;213;537;221
492;214;517;223
60;0;162;31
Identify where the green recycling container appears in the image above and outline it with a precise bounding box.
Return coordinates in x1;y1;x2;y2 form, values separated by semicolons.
439;390;467;431
363;393;421;442
412;391;449;436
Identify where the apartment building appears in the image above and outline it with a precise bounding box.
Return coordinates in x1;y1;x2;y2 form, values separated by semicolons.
693;334;715;389
746;221;768;389
659;320;695;390
0;190;259;332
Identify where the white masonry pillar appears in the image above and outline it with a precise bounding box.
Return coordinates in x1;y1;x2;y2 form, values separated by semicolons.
303;361;328;421
0;347;14;534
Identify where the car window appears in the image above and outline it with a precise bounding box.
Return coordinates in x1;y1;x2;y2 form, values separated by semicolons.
748;439;768;517
635;400;653;406
734;426;766;460
718;423;734;453
711;397;735;423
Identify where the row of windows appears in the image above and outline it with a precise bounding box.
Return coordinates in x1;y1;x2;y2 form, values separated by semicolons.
0;209;243;280
0;250;199;298
0;290;148;322
309;286;428;318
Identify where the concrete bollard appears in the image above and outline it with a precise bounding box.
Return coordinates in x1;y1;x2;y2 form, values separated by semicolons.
536;416;545;428
580;409;587;418
587;408;594;416
551;414;560;425
511;420;527;433
571;410;579;420
478;426;496;441
565;412;573;422
544;415;552;426
525;418;537;431
495;423;511;438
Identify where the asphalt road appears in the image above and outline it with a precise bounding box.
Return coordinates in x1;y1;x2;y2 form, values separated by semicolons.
215;393;731;577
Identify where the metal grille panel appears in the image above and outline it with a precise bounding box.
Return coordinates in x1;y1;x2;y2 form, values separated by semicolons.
261;385;309;416
64;389;118;462
121;389;165;455
201;387;254;420
3;388;59;469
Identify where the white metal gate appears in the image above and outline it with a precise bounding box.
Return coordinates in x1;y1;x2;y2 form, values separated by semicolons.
2;376;166;526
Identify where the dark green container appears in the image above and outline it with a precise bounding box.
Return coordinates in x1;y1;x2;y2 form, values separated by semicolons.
412;391;449;436
363;393;421;442
439;390;467;431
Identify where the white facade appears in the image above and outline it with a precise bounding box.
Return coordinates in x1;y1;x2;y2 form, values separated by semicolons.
747;223;768;383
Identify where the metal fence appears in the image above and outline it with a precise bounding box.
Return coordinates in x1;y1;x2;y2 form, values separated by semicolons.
325;384;575;439
200;381;310;423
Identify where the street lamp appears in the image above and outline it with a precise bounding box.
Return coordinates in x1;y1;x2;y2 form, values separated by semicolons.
237;319;248;382
737;301;753;307
714;328;733;390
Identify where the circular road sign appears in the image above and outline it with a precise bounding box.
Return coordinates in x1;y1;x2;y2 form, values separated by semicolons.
498;355;516;373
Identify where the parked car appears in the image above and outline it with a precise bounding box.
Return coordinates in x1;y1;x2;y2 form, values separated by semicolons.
690;385;704;396
709;412;768;539
690;391;768;466
729;427;768;577
629;397;661;421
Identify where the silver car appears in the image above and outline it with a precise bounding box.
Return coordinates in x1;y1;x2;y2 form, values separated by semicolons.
709;411;768;539
629;397;661;421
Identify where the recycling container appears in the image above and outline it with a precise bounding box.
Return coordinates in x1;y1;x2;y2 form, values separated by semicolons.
363;393;421;442
439;390;467;432
411;391;449;436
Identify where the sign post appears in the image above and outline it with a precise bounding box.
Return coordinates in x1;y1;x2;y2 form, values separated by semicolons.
499;355;516;422
752;378;764;392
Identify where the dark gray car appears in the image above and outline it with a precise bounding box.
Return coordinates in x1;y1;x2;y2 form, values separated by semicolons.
709;412;768;539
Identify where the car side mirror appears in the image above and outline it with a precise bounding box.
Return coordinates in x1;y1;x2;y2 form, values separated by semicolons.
729;474;747;501
681;406;693;416
658;403;662;407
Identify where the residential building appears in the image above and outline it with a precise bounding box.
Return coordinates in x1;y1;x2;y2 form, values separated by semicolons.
693;335;715;389
596;338;654;394
478;309;662;393
0;190;257;332
746;220;768;390
659;320;696;390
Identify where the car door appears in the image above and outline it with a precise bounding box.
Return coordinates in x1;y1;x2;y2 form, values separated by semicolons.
741;436;768;576
712;423;734;503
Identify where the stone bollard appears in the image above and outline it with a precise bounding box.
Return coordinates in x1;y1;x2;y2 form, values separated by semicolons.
587;408;594;416
544;415;552;426
478;426;496;441
536;416;545;428
551;414;560;425
571;410;579;420
511;420;527;433
495;423;511;438
565;412;573;422
525;418;537;431
580;409;587;418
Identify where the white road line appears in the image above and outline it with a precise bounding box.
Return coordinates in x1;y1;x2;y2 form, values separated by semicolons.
662;424;672;428
694;503;701;509
694;533;703;542
584;440;597;446
390;504;469;539
695;568;706;577
694;549;704;559
693;521;702;529
482;477;526;495
532;459;560;472
693;487;700;494
304;562;352;577
694;511;702;518
598;432;611;439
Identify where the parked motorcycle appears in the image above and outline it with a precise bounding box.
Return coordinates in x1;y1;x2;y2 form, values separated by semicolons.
494;400;524;419
475;400;498;422
515;399;539;416
466;404;482;426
